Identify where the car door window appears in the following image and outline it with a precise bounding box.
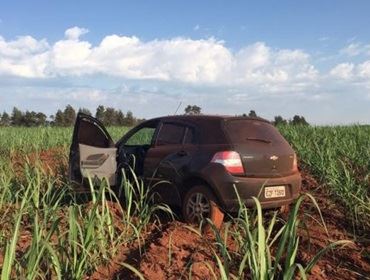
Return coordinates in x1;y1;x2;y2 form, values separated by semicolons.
126;127;156;146
156;123;186;146
183;127;195;144
77;116;113;148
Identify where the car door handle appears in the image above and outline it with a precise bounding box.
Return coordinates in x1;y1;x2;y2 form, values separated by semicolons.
177;150;188;156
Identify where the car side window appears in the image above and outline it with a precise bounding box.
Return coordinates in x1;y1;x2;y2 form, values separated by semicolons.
156;123;186;146
125;127;156;146
183;127;195;144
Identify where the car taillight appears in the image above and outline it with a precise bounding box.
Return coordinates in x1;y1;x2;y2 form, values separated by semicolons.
211;151;244;175
293;153;298;171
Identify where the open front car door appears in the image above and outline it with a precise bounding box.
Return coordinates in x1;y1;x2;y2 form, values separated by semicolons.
69;113;117;189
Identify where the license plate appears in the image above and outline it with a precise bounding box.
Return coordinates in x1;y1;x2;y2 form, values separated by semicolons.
265;186;286;198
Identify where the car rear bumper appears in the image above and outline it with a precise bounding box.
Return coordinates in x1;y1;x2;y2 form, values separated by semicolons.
201;164;302;212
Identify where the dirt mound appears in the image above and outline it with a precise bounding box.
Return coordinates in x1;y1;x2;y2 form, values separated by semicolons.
118;222;217;280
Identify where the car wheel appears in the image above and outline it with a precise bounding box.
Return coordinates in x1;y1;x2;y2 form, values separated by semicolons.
182;185;224;229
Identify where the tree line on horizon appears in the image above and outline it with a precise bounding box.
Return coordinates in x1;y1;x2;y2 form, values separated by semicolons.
242;110;309;126
0;105;143;127
0;104;309;127
184;106;309;126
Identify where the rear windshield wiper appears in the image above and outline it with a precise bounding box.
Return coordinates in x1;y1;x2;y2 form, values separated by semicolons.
246;137;272;144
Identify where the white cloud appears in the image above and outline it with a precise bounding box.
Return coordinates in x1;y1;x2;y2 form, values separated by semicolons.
33;89;107;102
90;35;233;83
0;26;369;125
0;27;319;92
0;35;49;77
329;60;370;81
64;26;89;40
49;39;93;75
233;43;317;91
340;42;370;57
330;63;354;79
357;61;370;78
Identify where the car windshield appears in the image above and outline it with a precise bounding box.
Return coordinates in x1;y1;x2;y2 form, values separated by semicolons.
224;119;284;144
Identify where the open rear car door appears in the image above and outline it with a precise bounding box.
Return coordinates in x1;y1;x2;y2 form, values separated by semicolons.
69;113;117;189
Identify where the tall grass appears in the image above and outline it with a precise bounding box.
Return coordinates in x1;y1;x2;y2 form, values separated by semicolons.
0;126;129;155
192;188;351;279
0;125;366;278
279;125;370;231
0;155;169;279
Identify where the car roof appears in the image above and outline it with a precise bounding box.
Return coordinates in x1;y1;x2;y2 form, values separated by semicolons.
151;114;270;124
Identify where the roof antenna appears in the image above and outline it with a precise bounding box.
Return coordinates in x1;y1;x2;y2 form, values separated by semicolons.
174;101;182;115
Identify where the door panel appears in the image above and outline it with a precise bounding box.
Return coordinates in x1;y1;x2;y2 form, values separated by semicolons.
69;113;116;187
143;122;197;206
79;144;117;186
143;122;187;181
143;145;185;206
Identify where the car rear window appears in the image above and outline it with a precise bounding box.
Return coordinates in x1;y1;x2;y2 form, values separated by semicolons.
224;120;285;144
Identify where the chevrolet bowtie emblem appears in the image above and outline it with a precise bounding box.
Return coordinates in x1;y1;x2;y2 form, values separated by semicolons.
270;155;278;161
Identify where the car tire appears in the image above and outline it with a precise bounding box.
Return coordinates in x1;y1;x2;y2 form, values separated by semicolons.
182;185;224;229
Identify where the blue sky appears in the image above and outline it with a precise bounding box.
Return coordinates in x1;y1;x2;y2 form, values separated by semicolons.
0;0;370;124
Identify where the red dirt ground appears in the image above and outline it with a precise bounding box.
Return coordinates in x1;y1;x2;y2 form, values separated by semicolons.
10;147;67;177
92;170;370;280
295;170;370;279
4;149;370;279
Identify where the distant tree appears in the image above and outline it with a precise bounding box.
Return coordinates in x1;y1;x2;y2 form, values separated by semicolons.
36;112;47;126
248;110;257;118
54;110;64;126
273;115;287;126
23;111;36;126
49;115;55;126
103;107;117;126
184;105;201;115
95;105;105;122
0;112;10;126
124;111;135;126
78;108;92;116
11;107;24;126
63;105;76;126
135;118;146;125
1;105;139;127
116;110;125;126
290;115;309;126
